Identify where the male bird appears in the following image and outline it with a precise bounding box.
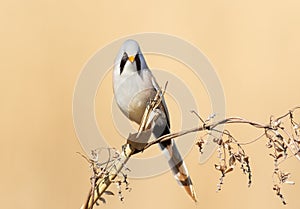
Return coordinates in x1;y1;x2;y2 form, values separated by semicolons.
113;39;197;201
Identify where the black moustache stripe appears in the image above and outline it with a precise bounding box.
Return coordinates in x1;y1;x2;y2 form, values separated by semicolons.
120;52;128;75
135;54;141;74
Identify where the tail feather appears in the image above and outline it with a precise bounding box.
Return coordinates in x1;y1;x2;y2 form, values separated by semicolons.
153;116;197;202
159;139;197;202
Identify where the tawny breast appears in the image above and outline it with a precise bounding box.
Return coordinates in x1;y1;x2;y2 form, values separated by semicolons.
127;88;157;124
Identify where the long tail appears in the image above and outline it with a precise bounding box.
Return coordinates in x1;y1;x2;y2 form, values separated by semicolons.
158;130;197;202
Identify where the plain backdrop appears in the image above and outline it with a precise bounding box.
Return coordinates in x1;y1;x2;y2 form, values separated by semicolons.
0;1;300;209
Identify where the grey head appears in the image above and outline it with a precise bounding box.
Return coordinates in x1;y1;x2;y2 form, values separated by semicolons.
114;39;148;76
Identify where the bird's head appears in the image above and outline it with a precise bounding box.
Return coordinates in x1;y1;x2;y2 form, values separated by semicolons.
114;39;148;75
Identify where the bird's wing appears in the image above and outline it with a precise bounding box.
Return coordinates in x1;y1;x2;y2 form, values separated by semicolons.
150;71;171;128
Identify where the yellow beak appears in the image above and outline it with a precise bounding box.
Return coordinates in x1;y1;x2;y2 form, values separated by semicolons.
128;56;135;63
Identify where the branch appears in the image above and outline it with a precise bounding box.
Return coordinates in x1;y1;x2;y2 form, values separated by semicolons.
80;84;300;208
80;145;134;209
81;86;166;209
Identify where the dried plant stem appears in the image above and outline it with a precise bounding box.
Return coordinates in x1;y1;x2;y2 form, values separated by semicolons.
80;81;300;209
81;144;134;209
81;87;166;209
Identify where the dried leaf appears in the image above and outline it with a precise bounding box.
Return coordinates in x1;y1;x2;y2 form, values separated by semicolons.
215;164;226;172
224;167;234;174
266;142;273;148
229;155;236;166
235;154;242;162
276;133;284;141
196;140;205;153
280;172;291;182
104;191;114;196
99;197;106;204
243;156;249;164
215;138;223;145
275;145;284;152
284;180;295;185
276;153;283;159
215;164;221;171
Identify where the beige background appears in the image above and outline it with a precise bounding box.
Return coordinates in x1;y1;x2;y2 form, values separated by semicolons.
1;0;300;209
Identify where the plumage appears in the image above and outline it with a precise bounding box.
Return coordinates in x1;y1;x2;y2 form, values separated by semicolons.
113;39;197;202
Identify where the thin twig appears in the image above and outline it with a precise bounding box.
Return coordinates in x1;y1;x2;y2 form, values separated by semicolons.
80;84;300;208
